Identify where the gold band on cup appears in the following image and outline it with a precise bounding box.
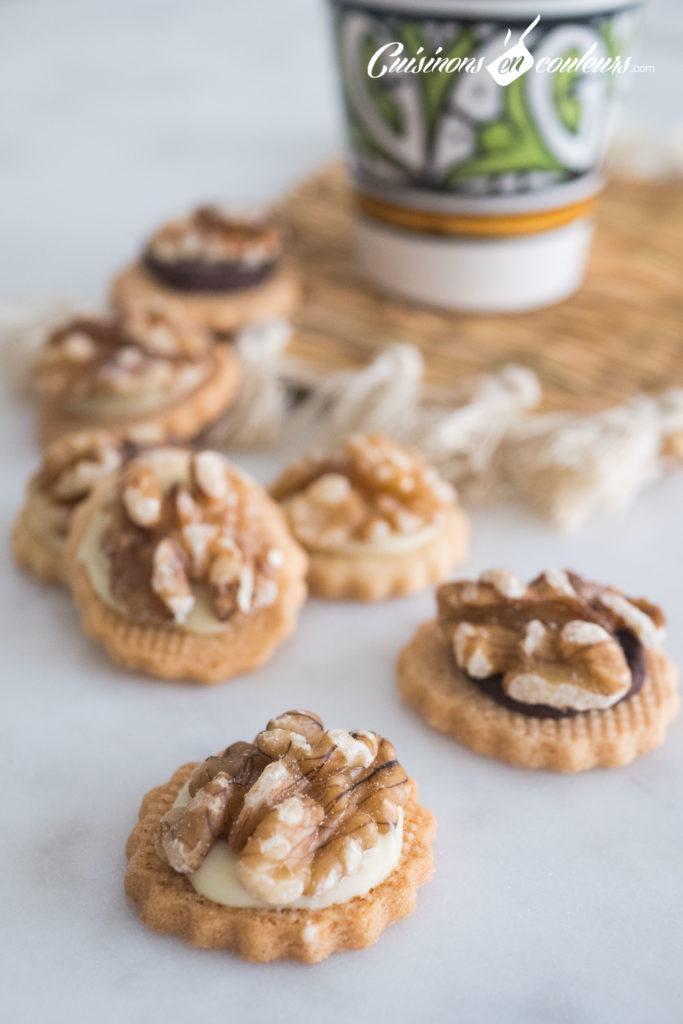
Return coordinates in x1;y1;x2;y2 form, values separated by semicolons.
355;191;601;239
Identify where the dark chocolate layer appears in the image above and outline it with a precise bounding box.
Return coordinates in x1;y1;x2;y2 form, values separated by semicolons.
466;628;646;719
143;250;276;293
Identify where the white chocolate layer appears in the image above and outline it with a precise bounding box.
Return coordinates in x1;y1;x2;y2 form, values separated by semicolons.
63;365;207;420
282;499;439;557
172;780;403;909
312;526;438;557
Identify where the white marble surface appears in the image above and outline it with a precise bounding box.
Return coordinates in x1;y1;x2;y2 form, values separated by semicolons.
1;2;682;1022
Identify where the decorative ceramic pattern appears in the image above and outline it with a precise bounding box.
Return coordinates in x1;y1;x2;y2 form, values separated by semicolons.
332;1;640;209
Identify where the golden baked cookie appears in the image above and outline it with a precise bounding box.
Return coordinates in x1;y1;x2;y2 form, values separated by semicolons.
270;434;469;601
12;427;165;584
65;447;307;683
111;205;300;335
125;710;436;962
34;305;240;447
398;568;679;772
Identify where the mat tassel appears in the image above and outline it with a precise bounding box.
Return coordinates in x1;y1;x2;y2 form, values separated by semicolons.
2;302;681;530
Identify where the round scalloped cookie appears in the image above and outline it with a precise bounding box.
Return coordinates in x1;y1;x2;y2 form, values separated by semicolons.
398;621;679;772
125;764;436;963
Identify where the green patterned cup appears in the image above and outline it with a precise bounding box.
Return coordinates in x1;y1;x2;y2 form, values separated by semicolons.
329;0;643;311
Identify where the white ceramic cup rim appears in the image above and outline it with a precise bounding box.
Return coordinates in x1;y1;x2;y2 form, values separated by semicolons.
332;0;642;17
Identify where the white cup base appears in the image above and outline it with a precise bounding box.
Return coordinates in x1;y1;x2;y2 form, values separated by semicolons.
357;217;595;313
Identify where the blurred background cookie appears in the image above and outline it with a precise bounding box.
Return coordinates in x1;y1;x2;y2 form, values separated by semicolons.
33;305;240;446
11;427;165;584
270;433;469;600
65;446;307;683
111;205;300;337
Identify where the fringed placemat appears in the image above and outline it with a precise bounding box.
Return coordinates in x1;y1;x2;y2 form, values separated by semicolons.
3;164;681;530
279;164;683;414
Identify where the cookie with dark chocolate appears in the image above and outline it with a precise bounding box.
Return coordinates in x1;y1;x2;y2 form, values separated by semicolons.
111;205;300;334
397;568;679;772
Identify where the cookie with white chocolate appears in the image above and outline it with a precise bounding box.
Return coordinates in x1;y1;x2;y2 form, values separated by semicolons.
397;568;679;771
111;205;300;335
35;305;240;447
12;426;166;584
64;447;307;683
125;710;436;962
270;434;469;601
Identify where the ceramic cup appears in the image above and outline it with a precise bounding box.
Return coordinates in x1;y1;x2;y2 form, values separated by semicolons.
329;0;643;312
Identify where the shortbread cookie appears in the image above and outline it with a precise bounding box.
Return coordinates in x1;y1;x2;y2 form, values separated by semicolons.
111;205;299;335
270;434;469;601
65;448;307;683
398;569;679;771
34;305;240;447
125;710;436;962
12;427;164;584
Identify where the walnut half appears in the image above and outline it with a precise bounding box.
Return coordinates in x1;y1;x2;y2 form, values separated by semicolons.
34;307;210;402
156;710;410;906
270;434;456;550
437;569;664;712
104;450;282;627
